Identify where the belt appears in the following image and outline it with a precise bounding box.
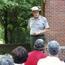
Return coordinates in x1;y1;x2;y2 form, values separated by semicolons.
31;34;44;37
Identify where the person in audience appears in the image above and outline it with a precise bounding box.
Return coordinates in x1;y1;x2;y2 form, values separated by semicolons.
0;54;14;65
38;40;65;65
11;46;28;65
25;39;47;65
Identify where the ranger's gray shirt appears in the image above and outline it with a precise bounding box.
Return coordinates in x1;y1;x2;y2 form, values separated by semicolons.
27;15;49;35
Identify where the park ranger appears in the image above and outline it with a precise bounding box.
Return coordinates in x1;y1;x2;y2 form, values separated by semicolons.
27;6;49;47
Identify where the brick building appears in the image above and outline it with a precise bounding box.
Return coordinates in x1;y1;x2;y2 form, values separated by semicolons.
45;0;65;46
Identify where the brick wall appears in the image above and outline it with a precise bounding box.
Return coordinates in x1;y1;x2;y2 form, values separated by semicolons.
45;0;65;45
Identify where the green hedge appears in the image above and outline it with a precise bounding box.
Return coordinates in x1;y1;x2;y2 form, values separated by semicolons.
0;43;31;54
0;0;42;44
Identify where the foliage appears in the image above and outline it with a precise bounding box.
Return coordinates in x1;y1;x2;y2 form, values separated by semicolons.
0;0;42;44
0;24;4;41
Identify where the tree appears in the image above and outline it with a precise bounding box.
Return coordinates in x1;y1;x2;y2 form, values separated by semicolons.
0;0;44;44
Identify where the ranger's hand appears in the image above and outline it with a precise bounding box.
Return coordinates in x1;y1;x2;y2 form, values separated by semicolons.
33;31;41;35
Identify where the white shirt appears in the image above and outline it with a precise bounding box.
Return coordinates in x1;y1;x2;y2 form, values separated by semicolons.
15;63;24;65
37;56;65;65
28;15;49;35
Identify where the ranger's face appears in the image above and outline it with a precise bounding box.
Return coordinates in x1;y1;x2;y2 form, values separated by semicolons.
32;11;39;18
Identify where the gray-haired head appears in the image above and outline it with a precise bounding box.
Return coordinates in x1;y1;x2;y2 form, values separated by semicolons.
0;54;14;65
48;40;60;56
34;39;45;51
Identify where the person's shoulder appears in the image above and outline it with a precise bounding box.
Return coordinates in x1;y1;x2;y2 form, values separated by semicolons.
43;53;48;57
14;63;24;65
29;17;34;20
28;50;35;55
21;63;24;65
38;56;50;62
61;61;65;65
40;15;47;20
37;57;47;65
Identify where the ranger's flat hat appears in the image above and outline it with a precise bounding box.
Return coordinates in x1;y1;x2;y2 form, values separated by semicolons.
31;6;40;11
